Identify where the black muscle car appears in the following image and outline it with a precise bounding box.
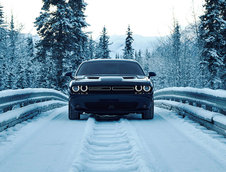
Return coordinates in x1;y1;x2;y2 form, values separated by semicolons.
66;59;156;120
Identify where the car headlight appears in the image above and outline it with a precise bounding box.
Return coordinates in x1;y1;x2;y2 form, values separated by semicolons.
72;86;80;93
143;85;151;92
135;85;142;92
80;85;88;92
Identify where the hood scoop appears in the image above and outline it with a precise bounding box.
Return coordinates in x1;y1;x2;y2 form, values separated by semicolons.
101;77;122;82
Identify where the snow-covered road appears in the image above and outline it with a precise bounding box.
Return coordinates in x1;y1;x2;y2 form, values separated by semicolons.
0;106;225;172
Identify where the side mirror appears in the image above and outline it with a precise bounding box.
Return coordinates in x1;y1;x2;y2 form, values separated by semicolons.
65;72;74;79
148;72;156;78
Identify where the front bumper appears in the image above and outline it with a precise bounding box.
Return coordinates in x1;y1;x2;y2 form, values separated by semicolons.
69;93;153;115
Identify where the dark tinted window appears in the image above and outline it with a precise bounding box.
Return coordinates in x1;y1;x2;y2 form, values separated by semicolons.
76;61;145;76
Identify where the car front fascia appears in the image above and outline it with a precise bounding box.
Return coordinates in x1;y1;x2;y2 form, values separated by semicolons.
68;79;153;115
69;92;153;115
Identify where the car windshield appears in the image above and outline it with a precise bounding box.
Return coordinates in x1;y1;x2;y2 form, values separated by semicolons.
76;61;145;76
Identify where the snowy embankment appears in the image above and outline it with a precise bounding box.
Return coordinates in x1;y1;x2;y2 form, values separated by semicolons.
0;88;68;132
154;87;226;136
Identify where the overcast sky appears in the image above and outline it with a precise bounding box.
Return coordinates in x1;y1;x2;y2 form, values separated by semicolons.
1;0;204;38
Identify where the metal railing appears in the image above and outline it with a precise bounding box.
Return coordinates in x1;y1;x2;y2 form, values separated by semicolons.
154;87;226;136
0;88;68;132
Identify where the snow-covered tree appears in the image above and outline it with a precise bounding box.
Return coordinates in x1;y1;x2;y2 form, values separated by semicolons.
172;21;181;86
95;26;110;59
0;7;42;90
24;36;35;87
135;50;142;65
123;25;134;59
179;24;202;87
0;4;4;90
86;36;95;60
16;60;26;88
69;0;88;58
9;15;18;61
35;0;88;89
199;0;225;89
6;15;19;89
0;4;3;25
219;0;226;89
144;49;151;74
26;36;34;58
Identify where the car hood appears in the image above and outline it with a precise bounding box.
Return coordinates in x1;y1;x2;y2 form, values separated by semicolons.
70;75;151;86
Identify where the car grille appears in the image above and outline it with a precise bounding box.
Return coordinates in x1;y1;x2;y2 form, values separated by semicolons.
89;86;111;91
88;86;134;93
112;86;134;91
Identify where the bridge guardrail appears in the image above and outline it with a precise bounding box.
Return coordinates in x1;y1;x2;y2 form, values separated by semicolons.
0;88;68;131
154;87;226;136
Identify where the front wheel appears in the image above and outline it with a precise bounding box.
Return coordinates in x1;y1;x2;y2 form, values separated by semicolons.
142;103;154;119
69;104;80;120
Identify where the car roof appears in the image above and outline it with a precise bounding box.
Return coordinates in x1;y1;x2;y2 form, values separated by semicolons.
84;59;138;63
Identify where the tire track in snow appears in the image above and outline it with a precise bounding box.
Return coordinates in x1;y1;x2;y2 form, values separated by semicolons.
70;117;150;172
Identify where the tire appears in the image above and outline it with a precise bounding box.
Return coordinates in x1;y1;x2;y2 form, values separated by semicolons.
69;104;80;120
142;102;154;119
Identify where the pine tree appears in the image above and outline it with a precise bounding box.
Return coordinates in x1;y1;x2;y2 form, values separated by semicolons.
27;36;34;58
123;25;134;59
95;26;110;59
35;0;88;89
16;60;26;88
0;4;3;25
69;0;88;58
135;50;142;65
6;15;18;89
172;21;181;86
144;49;151;74
25;36;35;87
219;0;226;89
0;4;4;90
9;15;18;61
199;0;225;89
87;36;95;60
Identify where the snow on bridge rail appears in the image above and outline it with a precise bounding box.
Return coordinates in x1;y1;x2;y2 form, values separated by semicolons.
154;87;226;136
0;88;68;132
